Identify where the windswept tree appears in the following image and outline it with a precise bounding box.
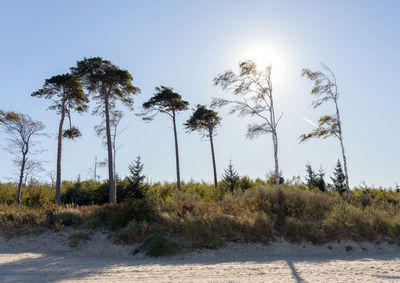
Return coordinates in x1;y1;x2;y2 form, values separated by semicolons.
184;105;221;188
300;64;350;202
212;60;283;196
72;57;140;203
139;86;189;196
32;73;88;204
0;112;45;205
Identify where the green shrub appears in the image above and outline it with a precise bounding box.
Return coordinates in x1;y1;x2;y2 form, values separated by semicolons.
133;234;182;257
109;199;156;230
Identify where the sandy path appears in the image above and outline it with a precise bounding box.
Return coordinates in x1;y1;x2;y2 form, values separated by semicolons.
1;232;400;282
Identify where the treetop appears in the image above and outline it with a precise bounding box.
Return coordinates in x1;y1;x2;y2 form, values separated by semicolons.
140;86;189;120
184;104;220;136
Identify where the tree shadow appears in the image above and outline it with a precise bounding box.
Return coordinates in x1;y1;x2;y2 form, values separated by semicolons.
286;260;305;283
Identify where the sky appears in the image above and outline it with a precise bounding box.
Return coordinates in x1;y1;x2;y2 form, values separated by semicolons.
0;0;399;187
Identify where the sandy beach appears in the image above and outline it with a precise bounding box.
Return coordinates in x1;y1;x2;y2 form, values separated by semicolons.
1;231;400;282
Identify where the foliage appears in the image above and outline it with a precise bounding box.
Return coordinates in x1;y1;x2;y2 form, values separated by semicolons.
212;61;281;139
108;199;156;230
184;104;220;137
31;73;88;140
140;86;189;121
331;160;346;194
221;160;240;192
133;234;182;257
2;181;400;248
125;156;146;199
304;164;326;192
266;172;284;186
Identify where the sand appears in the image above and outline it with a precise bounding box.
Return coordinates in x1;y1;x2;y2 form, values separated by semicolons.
1;231;400;282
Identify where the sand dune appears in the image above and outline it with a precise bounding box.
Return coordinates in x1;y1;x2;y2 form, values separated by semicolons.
1;232;400;282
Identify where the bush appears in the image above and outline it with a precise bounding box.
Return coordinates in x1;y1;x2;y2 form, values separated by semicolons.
133;234;182;257
109;199;157;230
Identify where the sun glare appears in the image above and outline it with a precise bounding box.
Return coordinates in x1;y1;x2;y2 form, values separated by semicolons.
240;44;285;84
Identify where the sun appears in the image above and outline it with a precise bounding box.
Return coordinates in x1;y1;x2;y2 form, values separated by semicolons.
240;44;285;84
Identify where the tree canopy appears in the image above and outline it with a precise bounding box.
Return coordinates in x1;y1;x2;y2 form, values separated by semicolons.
184;104;220;137
71;57;140;113
31;73;88;139
141;86;189;120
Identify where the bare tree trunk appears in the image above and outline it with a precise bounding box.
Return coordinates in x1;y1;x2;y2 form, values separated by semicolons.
112;128;117;196
104;89;116;204
17;154;27;205
55;96;66;205
269;93;281;195
272;131;280;191
172;112;181;198
209;129;218;189
335;101;350;203
94;156;98;183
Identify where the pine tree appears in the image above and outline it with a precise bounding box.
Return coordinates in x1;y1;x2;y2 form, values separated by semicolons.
331;159;346;195
316;167;326;192
305;164;326;192
305;163;316;189
222;160;240;192
127;156;146;199
139;86;188;197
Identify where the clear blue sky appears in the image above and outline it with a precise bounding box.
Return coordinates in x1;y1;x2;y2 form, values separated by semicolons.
0;0;399;187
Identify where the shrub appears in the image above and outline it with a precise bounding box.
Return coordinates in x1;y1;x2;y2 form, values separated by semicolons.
109;199;157;230
133;234;182;257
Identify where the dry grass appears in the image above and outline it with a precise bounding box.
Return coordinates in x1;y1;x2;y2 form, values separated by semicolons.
1;182;400;249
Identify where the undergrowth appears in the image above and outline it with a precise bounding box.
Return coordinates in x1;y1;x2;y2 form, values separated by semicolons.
2;181;400;254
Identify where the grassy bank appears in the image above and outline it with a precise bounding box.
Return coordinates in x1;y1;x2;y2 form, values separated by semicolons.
1;181;400;256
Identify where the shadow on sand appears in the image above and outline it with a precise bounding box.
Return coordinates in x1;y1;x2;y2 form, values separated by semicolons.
0;244;399;282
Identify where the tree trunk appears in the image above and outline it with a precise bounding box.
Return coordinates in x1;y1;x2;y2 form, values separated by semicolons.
209;129;218;189
172;112;181;197
272;129;282;202
335;101;350;203
104;88;116;204
268;89;282;208
55;96;66;205
17;154;27;205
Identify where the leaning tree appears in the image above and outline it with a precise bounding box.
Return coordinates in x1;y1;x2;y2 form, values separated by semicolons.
184;104;221;188
139;86;189;196
212;60;283;196
0;112;45;205
71;57;140;203
32;73;88;204
300;64;350;203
